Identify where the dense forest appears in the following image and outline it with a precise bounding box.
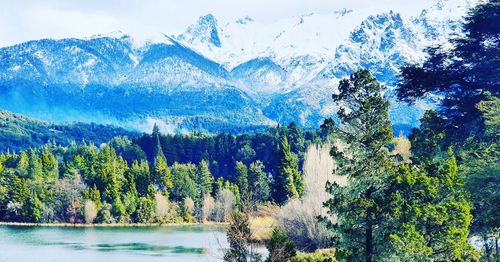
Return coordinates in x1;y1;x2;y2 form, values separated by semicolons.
0;121;319;224
0;1;498;261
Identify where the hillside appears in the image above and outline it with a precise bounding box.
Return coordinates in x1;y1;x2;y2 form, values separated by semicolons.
0;110;138;152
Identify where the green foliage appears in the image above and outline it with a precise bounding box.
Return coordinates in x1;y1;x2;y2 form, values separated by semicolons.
129;160;150;197
196;160;214;197
40;145;58;178
248;161;270;203
396;0;499;141
266;228;297;262
397;9;499;253
325;69;394;261
387;224;432;261
28;192;43;223
235;161;249;203
388;149;478;261
224;211;251;262
96;203;114;224
134;124;317;183
290;251;335;262
0;113;318;226
170;163;197;202
408;110;448;165
16;152;29;178
153;156;172;191
135;197;155;223
0;109;137;153
108;137;146;165
274;136;303;204
460;140;499;260
475;94;500;138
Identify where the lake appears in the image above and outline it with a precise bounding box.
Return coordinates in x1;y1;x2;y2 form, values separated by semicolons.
0;225;238;262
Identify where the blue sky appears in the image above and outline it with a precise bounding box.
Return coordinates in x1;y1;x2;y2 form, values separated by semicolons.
0;0;438;47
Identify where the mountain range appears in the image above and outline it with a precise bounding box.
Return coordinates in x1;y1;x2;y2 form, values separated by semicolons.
0;0;477;134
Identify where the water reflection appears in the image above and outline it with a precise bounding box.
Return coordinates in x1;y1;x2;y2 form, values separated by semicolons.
0;225;229;262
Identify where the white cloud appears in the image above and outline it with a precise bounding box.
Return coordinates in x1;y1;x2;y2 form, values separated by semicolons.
0;0;437;47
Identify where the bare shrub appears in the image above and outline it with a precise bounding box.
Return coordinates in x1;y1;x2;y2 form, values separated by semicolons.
84;200;97;224
155;192;169;217
154;193;180;223
183;197;195;222
54;175;85;223
277;143;338;251
198;194;215;222
392;133;411;163
213;188;236;222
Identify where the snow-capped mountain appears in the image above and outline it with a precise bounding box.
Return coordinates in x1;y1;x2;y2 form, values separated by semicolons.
0;0;477;134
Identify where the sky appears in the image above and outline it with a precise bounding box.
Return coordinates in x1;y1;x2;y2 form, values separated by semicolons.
0;0;438;47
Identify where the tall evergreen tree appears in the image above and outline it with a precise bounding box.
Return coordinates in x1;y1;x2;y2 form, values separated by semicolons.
325;69;394;261
28;192;43;223
152;156;172;192
274;136;303;204
41;145;58;178
235;161;249;199
16;152;29;178
248;161;270;203
27;149;42;179
224;211;252;262
197;160;214;197
152;123;166;166
397;0;499;141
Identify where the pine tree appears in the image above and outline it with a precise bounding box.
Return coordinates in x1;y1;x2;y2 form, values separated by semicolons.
197;160;214;196
170;163;197;202
248;161;270;203
224;211;251;262
29;192;43;223
87;184;102;207
325;69;394;261
41;145;58;178
397;0;499;141
266;228;297;262
274;136;303;204
235;161;249;200
152;123;166;166
130;160;150;197
153;156;172;192
27;149;43;179
16;152;29;178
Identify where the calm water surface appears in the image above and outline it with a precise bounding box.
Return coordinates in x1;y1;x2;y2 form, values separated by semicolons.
0;225;231;262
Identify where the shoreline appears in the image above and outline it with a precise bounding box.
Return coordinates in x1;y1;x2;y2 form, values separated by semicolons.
0;221;228;228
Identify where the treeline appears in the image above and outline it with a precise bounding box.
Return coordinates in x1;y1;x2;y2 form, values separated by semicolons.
0;122;318;224
133;122;320;181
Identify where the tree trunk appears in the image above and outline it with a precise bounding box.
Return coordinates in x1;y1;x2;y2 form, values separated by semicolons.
484;234;491;262
495;237;499;262
365;187;373;262
365;216;373;262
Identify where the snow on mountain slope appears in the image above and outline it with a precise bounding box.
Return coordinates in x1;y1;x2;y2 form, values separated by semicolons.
0;0;479;133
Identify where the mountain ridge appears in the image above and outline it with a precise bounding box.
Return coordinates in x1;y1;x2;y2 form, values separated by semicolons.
0;0;478;134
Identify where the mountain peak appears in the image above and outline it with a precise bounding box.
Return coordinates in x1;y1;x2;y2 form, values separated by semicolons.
177;14;222;47
90;30;130;40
